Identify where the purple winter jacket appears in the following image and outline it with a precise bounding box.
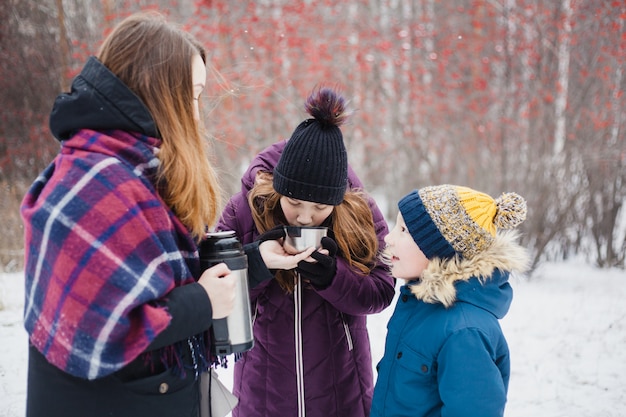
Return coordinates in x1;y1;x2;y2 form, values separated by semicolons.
216;140;395;417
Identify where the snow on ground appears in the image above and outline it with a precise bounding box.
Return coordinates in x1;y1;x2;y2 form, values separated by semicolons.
1;260;625;416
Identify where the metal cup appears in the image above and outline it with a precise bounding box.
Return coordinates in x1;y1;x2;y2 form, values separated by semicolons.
283;226;328;254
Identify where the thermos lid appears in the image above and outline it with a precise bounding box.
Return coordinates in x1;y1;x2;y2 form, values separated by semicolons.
199;231;243;259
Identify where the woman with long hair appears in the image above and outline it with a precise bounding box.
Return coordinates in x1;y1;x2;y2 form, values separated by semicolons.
21;12;235;417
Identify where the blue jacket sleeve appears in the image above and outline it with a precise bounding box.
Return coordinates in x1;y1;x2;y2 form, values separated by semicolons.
438;328;508;417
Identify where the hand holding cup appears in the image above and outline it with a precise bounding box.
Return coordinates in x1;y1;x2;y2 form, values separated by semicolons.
256;225;317;270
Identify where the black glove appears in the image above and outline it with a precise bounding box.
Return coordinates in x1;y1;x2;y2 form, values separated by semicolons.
257;225;286;243
242;226;286;288
296;236;338;289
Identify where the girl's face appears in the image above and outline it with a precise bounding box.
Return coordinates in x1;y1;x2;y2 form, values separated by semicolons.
280;197;334;227
191;54;206;121
384;212;429;281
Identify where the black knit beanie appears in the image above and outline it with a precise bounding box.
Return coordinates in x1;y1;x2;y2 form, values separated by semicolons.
273;87;350;206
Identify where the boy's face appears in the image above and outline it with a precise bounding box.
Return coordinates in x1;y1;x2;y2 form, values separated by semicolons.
384;212;429;281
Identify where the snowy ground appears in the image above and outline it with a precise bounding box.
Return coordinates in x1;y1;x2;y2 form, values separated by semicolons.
1;260;625;417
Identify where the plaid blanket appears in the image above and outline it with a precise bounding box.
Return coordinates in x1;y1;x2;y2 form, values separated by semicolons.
21;128;200;380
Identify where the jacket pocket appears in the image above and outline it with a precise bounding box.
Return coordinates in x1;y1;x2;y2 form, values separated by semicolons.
117;367;196;396
392;343;437;398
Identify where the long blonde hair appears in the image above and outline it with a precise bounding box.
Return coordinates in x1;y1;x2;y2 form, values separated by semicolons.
248;176;379;292
97;12;220;240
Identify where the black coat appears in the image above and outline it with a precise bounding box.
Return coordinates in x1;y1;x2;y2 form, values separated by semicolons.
27;343;200;417
26;282;213;417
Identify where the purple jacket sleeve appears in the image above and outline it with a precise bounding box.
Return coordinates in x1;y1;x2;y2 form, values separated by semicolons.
315;195;395;315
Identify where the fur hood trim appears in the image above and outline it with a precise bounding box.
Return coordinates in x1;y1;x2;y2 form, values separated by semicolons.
410;231;530;307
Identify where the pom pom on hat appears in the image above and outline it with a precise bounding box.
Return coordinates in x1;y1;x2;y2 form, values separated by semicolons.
398;185;527;260
305;86;350;129
494;192;527;229
273;86;351;206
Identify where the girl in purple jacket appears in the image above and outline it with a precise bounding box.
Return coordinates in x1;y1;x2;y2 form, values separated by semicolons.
217;86;395;417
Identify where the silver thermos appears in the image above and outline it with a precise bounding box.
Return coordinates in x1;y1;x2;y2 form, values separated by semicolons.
198;231;254;356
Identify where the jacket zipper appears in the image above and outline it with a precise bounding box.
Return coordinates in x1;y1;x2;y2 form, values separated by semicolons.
252;300;258;326
341;313;354;351
294;274;306;417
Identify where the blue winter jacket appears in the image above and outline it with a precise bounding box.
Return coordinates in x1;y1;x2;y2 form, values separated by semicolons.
371;232;529;417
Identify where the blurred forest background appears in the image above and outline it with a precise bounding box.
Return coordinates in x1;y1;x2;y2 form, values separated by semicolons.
1;0;624;273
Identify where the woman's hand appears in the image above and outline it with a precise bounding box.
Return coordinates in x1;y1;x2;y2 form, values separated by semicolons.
197;263;236;319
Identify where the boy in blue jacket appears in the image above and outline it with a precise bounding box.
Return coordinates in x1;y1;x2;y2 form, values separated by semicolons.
371;185;530;417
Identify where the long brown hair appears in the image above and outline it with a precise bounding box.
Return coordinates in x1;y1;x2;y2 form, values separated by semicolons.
248;176;379;292
97;12;220;240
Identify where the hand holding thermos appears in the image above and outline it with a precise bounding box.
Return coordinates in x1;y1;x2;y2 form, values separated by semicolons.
199;231;255;356
197;263;236;320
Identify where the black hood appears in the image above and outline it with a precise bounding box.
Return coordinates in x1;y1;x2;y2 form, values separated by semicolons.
49;56;158;141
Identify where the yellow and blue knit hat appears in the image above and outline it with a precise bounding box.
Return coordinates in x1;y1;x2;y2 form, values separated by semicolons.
398;185;527;260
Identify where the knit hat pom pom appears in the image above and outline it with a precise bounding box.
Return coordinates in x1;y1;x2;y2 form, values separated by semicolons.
494;192;527;229
305;86;351;129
